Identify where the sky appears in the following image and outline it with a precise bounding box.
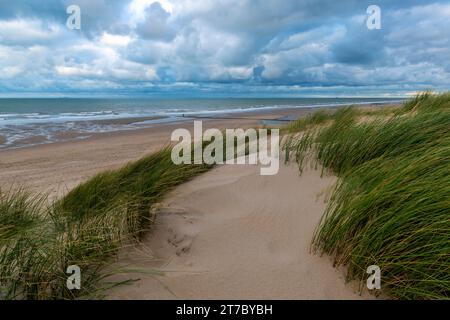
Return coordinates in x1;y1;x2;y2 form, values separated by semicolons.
0;0;449;97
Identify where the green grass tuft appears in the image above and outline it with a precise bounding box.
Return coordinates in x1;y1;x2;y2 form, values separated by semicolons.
285;93;450;299
0;134;257;299
0;146;211;299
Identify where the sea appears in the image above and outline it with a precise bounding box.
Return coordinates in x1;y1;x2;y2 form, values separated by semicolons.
0;97;404;150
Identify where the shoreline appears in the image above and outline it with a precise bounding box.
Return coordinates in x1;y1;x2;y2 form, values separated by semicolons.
0;103;400;200
0;106;300;199
0;102;401;152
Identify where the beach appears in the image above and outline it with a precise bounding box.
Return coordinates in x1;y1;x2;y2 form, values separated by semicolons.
0;103;400;198
0;106;322;198
0;102;404;299
1;0;448;304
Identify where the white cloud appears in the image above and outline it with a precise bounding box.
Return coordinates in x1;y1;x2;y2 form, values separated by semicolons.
0;19;64;45
56;65;103;77
99;33;133;47
0;0;449;95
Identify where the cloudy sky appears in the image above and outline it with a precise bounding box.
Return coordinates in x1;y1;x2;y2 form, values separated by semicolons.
0;0;449;97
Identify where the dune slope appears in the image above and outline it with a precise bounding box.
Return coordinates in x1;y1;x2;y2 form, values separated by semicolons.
107;161;363;299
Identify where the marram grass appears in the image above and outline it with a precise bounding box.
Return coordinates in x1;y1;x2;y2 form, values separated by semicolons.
0;136;255;299
0;147;211;299
285;93;450;299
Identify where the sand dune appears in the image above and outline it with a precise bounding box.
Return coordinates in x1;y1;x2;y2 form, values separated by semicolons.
107;161;364;299
0;107;375;299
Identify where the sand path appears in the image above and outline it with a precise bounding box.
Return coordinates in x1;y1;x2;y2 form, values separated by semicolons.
107;161;363;299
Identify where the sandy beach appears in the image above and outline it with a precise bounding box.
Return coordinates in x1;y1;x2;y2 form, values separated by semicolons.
3;0;449;303
0;106;384;299
0;107;315;198
105;161;364;299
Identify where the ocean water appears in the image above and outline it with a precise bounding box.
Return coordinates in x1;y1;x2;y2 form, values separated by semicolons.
0;97;403;150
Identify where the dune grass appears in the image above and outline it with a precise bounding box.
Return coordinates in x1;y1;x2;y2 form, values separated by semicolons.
0;131;262;299
285;109;333;133
284;103;400;135
0;147;212;299
285;93;450;299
